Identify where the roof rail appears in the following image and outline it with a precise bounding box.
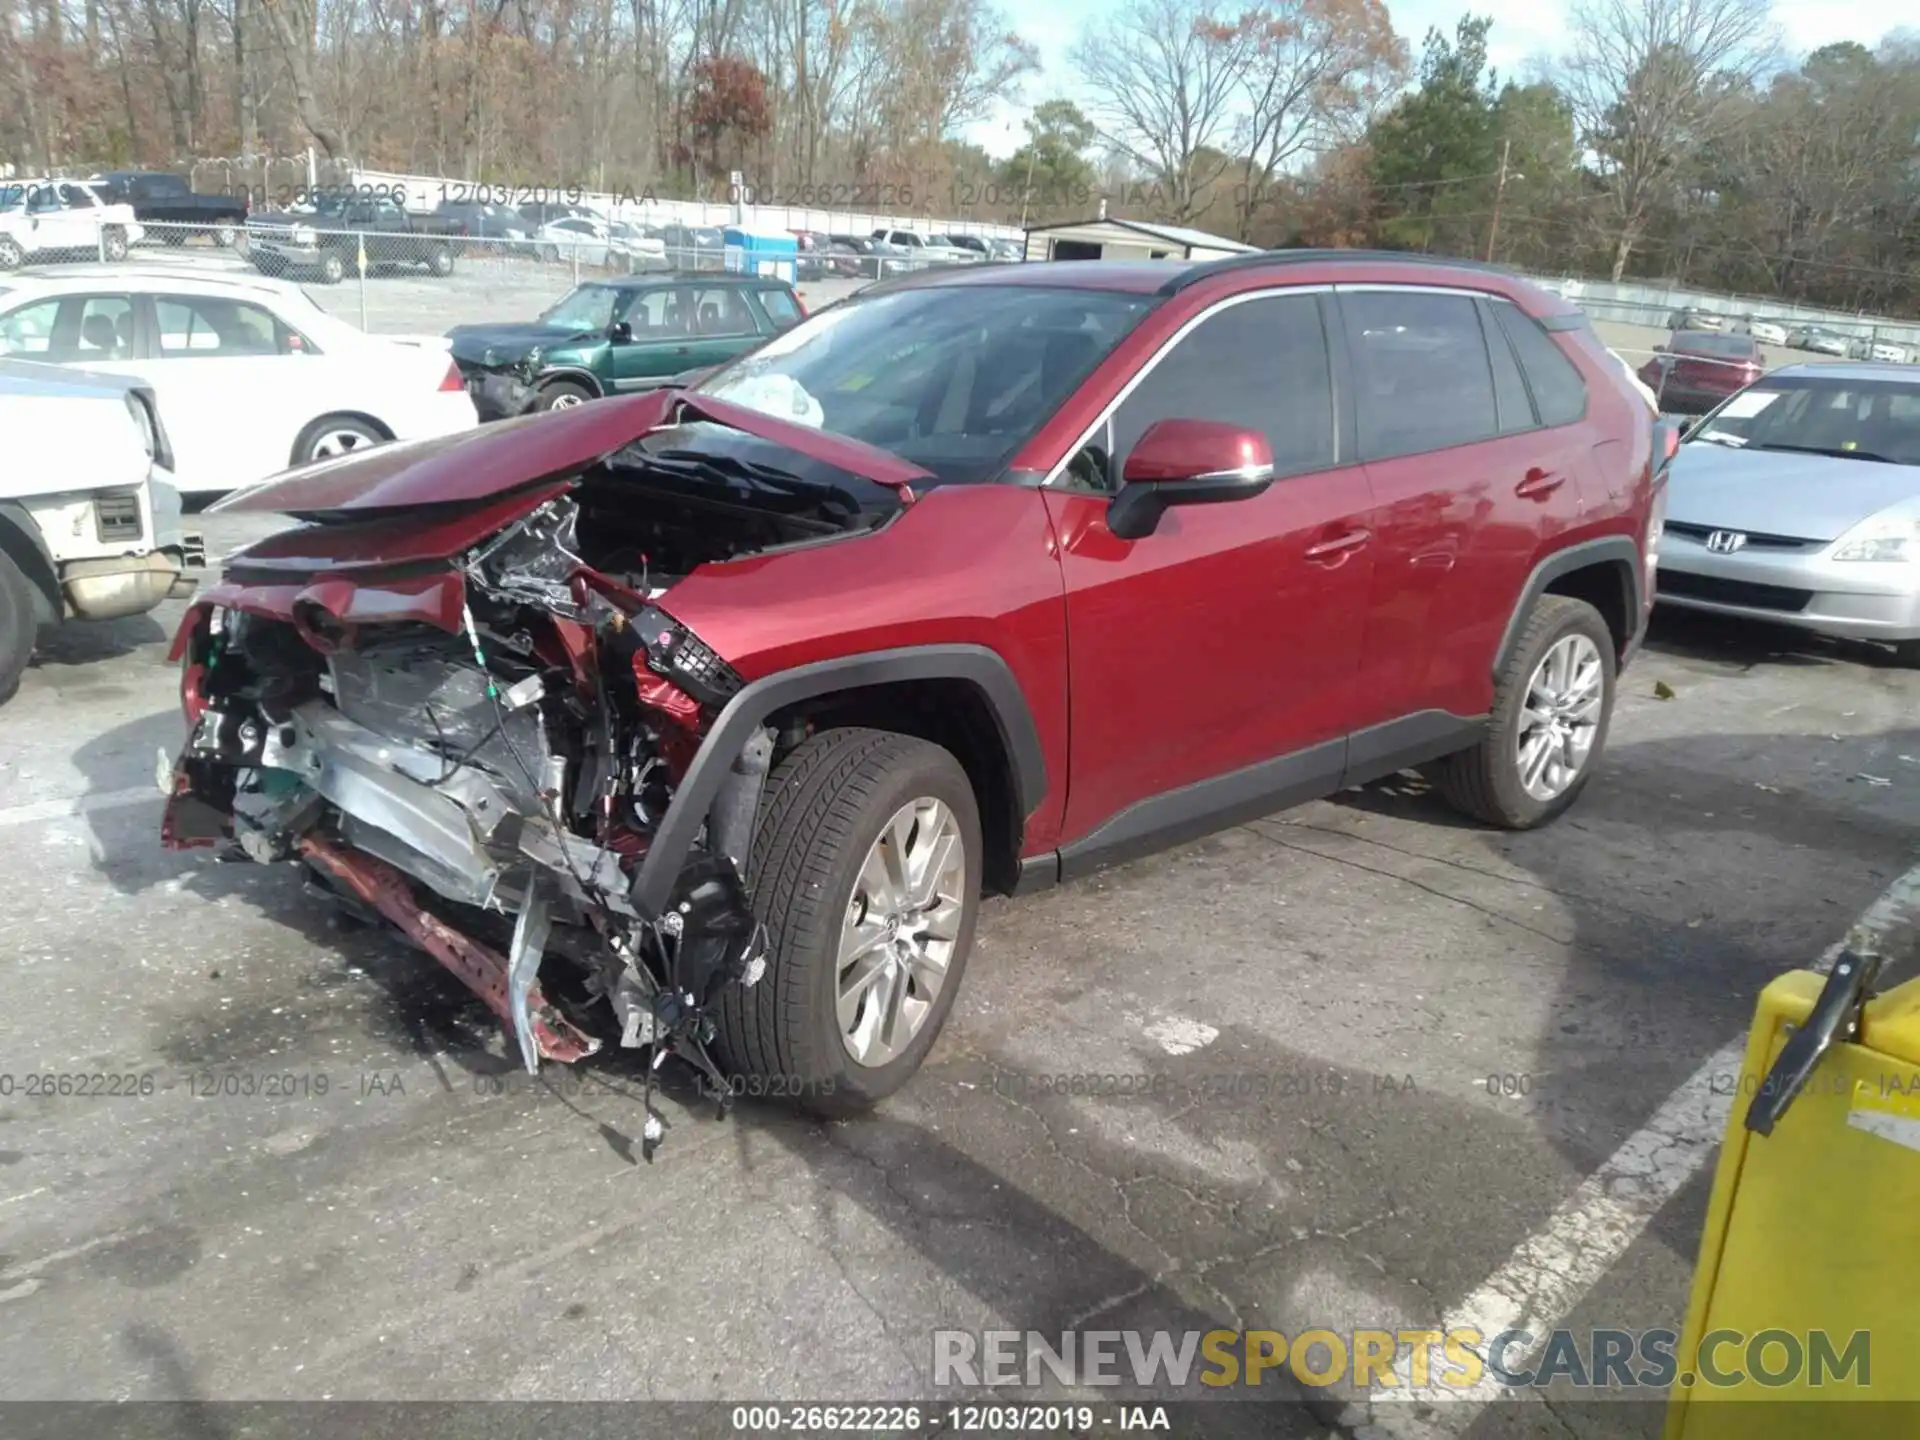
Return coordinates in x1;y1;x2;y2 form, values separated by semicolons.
1158;247;1520;296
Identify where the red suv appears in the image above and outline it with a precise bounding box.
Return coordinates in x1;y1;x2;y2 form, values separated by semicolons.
162;252;1667;1141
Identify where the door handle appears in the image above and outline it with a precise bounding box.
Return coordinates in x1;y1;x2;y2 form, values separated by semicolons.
1516;468;1565;499
1304;528;1371;561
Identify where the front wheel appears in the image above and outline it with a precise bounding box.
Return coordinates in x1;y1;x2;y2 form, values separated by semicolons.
318;251;346;285
1426;595;1617;829
0;551;36;706
0;235;22;270
538;243;559;264
214;223;238;248
713;728;982;1116
534;380;594;411
425;246;454;277
100;226;129;262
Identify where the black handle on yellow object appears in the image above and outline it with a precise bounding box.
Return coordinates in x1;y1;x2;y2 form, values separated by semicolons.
1745;948;1883;1135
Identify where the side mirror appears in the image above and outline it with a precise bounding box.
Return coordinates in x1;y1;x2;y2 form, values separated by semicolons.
1106;418;1275;541
609;321;633;343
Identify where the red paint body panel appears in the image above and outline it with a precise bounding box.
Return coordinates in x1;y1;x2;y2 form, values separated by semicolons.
1042;468;1375;838
214;388;929;518
657;484;1073;853
223;486;571;574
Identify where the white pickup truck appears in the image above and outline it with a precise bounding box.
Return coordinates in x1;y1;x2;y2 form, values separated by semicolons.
0;359;203;703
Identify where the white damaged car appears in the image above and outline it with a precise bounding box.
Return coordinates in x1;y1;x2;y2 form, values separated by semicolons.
0;358;203;702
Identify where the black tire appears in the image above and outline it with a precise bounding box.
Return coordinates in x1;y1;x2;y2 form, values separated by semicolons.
0;551;38;706
214;223;238;248
0;235;22;270
318;251;346;285
100;226;129;262
426;247;454;277
534;380;595;412
713;728;983;1117
1426;595;1617;829
538;243;559;264
292;415;385;465
1894;641;1920;669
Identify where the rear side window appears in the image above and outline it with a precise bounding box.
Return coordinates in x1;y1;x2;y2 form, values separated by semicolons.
1479;302;1535;433
155;295;303;357
756;287;802;330
1341;289;1499;461
1109;292;1336;482
1492;300;1588;426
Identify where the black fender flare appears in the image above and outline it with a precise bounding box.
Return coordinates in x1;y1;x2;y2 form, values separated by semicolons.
629;643;1046;917
533;367;606;398
1494;536;1644;677
0;501;63;628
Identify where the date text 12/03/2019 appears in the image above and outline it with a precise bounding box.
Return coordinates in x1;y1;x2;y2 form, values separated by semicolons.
727;1404;1173;1432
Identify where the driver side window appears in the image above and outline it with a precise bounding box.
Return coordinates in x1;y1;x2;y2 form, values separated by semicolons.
1058;293;1336;494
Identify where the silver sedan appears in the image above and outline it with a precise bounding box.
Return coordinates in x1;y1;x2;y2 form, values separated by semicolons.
1655;362;1920;663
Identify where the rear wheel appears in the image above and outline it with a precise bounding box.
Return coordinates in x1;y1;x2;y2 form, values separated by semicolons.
0;235;22;269
425;246;454;277
213;223;238;248
534;380;594;411
0;551;38;706
100;226;129;262
713;728;982;1116
293;415;385;465
1427;595;1616;829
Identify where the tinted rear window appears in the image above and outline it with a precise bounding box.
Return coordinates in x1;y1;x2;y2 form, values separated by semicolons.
1492;299;1588;426
1342;290;1500;461
1677;333;1756;358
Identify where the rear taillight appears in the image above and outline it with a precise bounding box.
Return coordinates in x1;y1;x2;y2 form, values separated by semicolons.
439;361;465;392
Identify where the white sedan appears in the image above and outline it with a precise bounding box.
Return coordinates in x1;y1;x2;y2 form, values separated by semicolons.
0;267;477;493
1746;320;1788;345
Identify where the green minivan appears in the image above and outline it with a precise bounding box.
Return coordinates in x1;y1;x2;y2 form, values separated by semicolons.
446;272;805;419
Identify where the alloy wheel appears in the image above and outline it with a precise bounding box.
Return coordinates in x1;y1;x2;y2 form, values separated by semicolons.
836;797;967;1068
1515;633;1604;802
308;427;377;461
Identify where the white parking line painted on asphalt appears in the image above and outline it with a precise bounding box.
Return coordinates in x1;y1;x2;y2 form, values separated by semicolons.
0;788;160;830
1343;860;1920;1439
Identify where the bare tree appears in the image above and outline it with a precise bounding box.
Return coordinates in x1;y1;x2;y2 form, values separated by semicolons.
1230;0;1406;240
1559;0;1778;279
1072;0;1249;223
257;0;344;156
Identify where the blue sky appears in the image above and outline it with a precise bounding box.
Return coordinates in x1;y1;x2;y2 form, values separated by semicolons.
962;0;1916;159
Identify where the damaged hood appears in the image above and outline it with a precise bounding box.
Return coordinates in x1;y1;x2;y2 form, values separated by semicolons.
211;388;935;521
445;322;596;367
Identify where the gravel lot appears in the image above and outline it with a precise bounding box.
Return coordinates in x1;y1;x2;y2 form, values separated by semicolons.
3;244;1916;1433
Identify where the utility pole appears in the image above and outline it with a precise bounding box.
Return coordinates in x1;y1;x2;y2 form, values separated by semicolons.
1485;138;1512;264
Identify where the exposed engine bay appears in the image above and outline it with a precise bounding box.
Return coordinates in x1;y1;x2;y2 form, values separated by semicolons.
162;454;890;1158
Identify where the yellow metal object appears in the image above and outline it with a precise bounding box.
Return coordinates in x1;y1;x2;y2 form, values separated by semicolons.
1666;970;1920;1439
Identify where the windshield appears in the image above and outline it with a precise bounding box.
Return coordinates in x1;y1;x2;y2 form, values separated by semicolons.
1689;378;1920;465
696;284;1154;485
539;285;619;332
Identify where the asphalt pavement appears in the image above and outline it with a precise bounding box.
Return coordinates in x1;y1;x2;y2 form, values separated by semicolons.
3;503;1919;1434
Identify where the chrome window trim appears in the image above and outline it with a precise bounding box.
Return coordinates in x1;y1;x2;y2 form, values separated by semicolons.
1040;283;1334;488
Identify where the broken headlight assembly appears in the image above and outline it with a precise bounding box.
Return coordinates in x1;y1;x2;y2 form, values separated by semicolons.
631;604;744;707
